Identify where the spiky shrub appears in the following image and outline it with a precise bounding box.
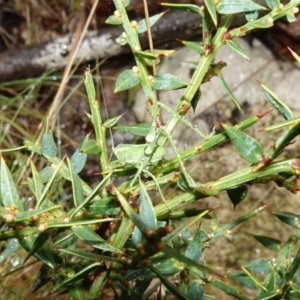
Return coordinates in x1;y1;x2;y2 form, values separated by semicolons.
1;0;300;299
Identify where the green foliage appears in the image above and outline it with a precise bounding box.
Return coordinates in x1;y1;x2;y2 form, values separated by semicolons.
1;0;300;299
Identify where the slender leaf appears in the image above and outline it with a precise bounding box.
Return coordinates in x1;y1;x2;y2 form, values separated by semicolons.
114;123;151;137
53;262;100;292
72;225;122;253
260;83;293;120
273;211;300;228
104;114;123;128
138;178;157;230
226;39;250;61
204;0;217;26
68;281;84;300
229;271;258;290
67;157;84;207
147;265;190;299
137;12;165;34
218;75;242;111
161;3;202;14
180;40;205;55
41;129;57;158
30;264;51;294
0;238;20;263
211;279;248;300
24;232;51;264
88;272;109;300
253;235;281;251
0;156;20;207
216;0;266;14
152;73;188;90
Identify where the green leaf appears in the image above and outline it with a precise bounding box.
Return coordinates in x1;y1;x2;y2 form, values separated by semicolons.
212;205;267;240
187;280;205;299
161;3;202;14
185;228;202;261
253;235;281;251
28;162;44;200
260;83;293;120
113;187;150;233
264;117;300;132
265;0;280;9
69;173;111;219
58;248;127;265
152;74;188;90
90;198;120;215
218;75;242;111
84;68;95;104
14;205;62;222
123;0;130;7
229;271;258;290
288;47;300;64
163;245;219;276
147;265;190;300
71;146;87;173
138;178;157;230
36;157;65;208
273;211;300;228
104;114;123;128
0;156;20;208
211;279;248;299
88;272;108;300
115;34;128;46
243;258;272;273
19;233;57;269
114;123;151;137
0;238;20;263
180;40;205;55
53;262;100;292
67;157;84;207
155;259;184;276
80;139;101;155
245;10;259;21
216;0;266;14
221;123;263;164
137;12;165;34
162;210;210;244
204;0;217;26
286;12;297;23
114;69;140;93
252;291;279;299
72;225;122;253
68;281;84;300
24;232;51;264
227;185;248;209
226;39;250;61
24;140;42;155
105;15;123;25
30;264;51;294
134;50;158;60
41;128;57;158
191;89;202;112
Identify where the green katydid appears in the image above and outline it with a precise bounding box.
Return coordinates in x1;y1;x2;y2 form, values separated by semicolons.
113;143;170;206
